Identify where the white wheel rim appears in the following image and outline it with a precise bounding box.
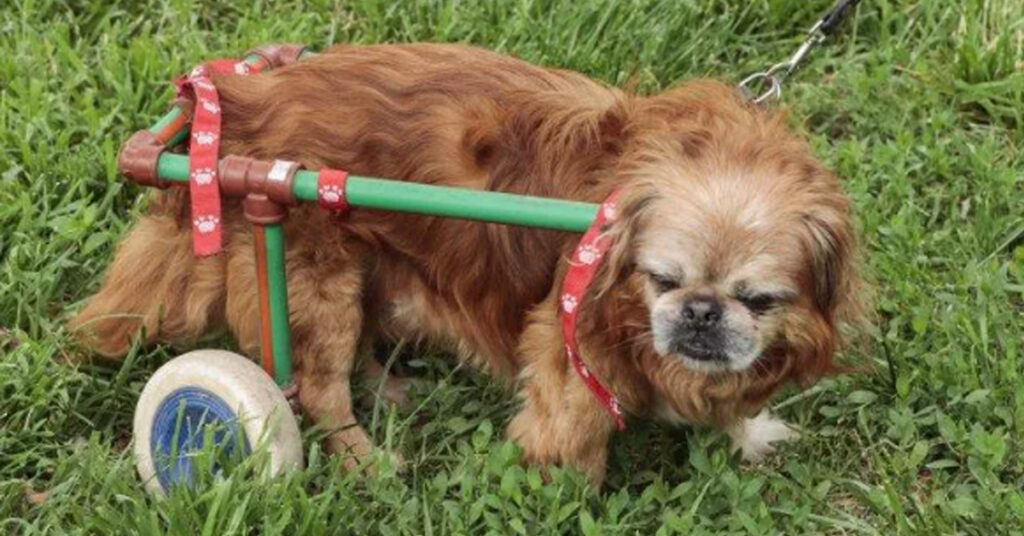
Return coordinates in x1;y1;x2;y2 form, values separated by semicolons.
133;349;303;495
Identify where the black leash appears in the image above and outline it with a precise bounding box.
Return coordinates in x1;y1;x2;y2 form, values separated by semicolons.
739;0;863;104
819;0;863;36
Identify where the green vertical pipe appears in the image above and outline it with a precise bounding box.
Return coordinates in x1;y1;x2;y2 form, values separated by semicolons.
263;224;293;386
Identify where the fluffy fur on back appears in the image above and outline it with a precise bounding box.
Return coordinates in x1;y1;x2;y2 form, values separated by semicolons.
72;43;861;486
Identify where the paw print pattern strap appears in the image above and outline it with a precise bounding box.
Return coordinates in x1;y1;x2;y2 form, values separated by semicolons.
559;189;626;431
174;59;255;256
317;169;350;215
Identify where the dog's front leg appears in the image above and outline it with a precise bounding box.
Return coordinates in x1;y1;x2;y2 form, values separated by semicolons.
508;310;616;488
508;378;615;487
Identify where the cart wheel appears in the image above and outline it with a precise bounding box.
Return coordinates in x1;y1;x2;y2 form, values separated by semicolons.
133;349;303;495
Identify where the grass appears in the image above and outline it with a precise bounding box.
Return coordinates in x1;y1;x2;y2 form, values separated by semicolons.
1;0;1023;533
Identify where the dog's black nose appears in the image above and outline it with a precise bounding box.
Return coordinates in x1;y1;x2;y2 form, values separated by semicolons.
681;296;723;328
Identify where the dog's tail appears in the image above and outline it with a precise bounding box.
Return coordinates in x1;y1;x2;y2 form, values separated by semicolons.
69;193;226;359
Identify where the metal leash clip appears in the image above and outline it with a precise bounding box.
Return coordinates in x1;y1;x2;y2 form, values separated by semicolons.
738;0;861;105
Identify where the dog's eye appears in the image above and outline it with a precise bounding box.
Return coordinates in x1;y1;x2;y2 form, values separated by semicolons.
648;273;679;293
736;293;783;314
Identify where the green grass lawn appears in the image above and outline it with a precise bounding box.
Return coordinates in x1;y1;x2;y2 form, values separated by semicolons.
2;0;1023;533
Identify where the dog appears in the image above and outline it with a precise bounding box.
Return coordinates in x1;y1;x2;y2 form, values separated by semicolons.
72;43;862;487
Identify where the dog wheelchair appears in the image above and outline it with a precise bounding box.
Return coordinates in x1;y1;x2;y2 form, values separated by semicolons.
116;44;601;494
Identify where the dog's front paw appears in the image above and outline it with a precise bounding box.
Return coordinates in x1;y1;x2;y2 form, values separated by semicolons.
507;408;608;488
379;374;412;408
507;409;557;465
329;431;406;475
727;411;800;462
326;426;376;471
360;374;414;409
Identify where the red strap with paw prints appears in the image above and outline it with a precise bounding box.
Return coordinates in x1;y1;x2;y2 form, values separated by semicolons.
173;58;257;256
317;169;350;214
559;189;626;431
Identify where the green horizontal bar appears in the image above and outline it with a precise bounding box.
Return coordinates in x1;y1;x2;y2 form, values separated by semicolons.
154;153;597;232
297;173;596;232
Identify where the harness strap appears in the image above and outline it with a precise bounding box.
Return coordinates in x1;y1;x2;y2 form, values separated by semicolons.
559;189;626;430
317;169;351;214
173;55;351;255
173;58;257;256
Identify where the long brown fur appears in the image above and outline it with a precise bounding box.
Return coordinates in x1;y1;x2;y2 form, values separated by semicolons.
71;43;861;486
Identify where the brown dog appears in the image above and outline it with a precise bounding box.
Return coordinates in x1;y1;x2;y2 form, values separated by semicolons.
72;43;861;486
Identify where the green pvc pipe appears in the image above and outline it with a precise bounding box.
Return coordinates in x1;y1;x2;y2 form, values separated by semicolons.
299;174;598;232
148;107;182;136
165;128;188;148
147;106;188;148
263;224;293;386
154;153;598;232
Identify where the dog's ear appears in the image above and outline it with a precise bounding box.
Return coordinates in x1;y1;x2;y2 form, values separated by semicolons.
799;199;857;325
593;189;655;299
762;204;856;389
595;105;628;158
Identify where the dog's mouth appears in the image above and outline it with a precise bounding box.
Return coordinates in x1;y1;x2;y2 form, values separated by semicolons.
673;336;727;363
664;328;762;373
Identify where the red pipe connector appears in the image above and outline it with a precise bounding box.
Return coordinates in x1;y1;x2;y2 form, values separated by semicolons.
118;131;167;188
219;155;300;205
220;155;302;224
243;193;289;225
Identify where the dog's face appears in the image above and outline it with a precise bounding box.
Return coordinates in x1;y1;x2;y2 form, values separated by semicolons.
609;83;857;376
635;183;807;373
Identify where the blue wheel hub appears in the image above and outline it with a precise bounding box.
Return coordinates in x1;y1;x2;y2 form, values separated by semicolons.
150;387;251;491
